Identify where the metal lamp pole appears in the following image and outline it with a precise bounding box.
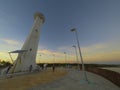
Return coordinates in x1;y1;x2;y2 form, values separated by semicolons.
64;52;67;68
71;28;88;82
72;45;79;69
39;55;41;64
53;54;55;64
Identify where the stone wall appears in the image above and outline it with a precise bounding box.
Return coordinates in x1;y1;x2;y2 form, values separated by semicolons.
86;67;120;87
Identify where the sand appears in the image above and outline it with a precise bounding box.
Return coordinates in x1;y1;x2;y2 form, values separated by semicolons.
0;68;67;90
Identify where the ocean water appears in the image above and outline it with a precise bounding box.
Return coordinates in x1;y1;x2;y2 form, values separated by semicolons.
102;67;120;73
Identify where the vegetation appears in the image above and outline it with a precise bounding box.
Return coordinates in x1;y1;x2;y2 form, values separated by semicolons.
37;63;120;68
0;60;119;69
0;60;11;68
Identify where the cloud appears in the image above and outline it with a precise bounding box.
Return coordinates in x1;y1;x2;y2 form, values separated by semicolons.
81;43;107;53
84;50;120;63
38;49;53;55
1;38;21;45
57;46;76;55
1;40;119;64
0;52;11;61
79;42;120;63
0;38;22;52
0;51;18;63
38;49;65;56
55;42;120;63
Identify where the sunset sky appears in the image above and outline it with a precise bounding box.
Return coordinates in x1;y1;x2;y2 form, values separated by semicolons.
0;0;120;64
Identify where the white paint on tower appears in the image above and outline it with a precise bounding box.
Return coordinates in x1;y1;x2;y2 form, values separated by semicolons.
8;12;45;73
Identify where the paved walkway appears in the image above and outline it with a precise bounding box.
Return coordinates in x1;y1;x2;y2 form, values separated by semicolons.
30;69;120;90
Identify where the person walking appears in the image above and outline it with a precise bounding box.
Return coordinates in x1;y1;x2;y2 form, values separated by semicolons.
52;64;55;72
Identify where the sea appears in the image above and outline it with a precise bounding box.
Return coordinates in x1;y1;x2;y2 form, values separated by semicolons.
102;67;120;73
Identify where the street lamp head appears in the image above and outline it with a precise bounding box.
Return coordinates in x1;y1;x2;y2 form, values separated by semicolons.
72;45;76;48
70;28;76;32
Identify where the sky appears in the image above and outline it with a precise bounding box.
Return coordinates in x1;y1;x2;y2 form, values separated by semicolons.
0;0;120;64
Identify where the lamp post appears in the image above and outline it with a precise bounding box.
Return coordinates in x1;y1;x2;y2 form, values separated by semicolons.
71;28;88;82
39;55;41;64
72;45;79;69
53;54;55;65
64;52;67;68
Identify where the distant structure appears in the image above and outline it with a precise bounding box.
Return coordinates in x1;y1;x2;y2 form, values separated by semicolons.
7;12;45;73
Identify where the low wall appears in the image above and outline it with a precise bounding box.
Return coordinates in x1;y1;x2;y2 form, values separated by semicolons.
86;67;120;87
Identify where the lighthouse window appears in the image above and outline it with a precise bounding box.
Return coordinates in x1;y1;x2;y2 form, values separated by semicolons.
35;29;38;32
30;48;32;51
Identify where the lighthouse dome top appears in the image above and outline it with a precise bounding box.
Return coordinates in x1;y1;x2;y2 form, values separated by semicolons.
34;12;45;23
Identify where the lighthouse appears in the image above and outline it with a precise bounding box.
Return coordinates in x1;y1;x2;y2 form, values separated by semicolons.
8;12;45;73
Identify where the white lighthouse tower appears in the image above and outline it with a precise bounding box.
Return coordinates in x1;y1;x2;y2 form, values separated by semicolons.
8;12;45;73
